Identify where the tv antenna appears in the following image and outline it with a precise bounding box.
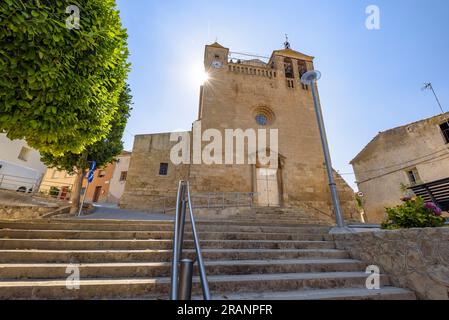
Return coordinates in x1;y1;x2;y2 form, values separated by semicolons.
423;82;449;127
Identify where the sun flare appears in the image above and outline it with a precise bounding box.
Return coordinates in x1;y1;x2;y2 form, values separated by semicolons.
192;67;209;86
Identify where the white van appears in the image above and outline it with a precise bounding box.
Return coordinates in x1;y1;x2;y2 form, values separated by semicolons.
0;160;41;193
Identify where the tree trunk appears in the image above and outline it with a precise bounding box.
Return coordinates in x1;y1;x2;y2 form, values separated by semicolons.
69;153;88;214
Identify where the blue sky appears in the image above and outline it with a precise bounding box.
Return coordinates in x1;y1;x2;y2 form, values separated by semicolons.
116;0;449;189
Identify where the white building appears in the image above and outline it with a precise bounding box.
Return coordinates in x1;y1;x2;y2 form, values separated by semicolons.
0;133;47;191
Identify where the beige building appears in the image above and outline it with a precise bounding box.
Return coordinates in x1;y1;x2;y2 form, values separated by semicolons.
39;168;76;200
39;152;132;203
120;42;357;221
351;113;449;223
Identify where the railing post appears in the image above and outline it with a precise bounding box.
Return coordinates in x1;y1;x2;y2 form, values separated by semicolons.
178;259;194;300
222;192;225;209
186;182;211;300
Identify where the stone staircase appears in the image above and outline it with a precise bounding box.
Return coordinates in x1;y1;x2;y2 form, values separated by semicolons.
0;216;415;300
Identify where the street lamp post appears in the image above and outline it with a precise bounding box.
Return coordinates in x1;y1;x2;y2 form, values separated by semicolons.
301;70;345;228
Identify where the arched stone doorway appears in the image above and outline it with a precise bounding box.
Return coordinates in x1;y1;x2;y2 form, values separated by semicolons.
250;150;286;207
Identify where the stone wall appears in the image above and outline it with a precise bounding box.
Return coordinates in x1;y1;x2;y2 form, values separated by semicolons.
119;132;190;211
333;228;449;300
0;205;54;219
0;190;65;219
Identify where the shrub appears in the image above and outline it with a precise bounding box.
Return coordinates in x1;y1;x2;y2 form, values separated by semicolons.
382;197;446;229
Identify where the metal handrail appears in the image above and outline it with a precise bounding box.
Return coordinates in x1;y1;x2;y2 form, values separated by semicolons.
147;191;257;214
147;195;177;214
170;180;211;300
190;192;257;209
186;182;210;299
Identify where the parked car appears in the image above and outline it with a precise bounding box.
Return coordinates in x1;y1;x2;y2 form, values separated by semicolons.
0;160;41;193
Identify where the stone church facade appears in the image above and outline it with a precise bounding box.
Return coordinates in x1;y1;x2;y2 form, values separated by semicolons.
120;42;357;221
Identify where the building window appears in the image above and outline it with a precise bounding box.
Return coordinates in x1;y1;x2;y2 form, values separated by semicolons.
297;60;309;90
284;57;294;78
52;170;60;179
406;168;421;186
298;60;307;77
98;170;106;178
18;147;31;161
159;163;168;176
255;114;268;126
253;106;275;126
439;122;449;144
119;171;128;182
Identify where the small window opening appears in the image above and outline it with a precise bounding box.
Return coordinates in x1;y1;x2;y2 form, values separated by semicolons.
159;163;168;176
98;170;106;178
406;168;420;186
18;147;31;161
439;122;449;144
119;171;128;182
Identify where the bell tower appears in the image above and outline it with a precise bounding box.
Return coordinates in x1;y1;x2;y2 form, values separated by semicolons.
204;42;229;72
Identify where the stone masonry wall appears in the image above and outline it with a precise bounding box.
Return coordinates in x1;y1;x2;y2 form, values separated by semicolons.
0;205;54;219
333;228;449;300
119;132;190;211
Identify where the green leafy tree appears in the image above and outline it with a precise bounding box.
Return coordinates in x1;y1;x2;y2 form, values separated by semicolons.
41;85;132;213
0;0;130;155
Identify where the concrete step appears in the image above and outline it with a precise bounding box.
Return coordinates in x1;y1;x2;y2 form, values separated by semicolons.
0;248;350;263
207;287;416;300
0;272;391;299
0;218;414;300
0;219;173;225
0;221;330;234
0;239;335;250
0;229;332;241
0;259;366;280
195;219;328;227
19;217;326;226
0;221;174;232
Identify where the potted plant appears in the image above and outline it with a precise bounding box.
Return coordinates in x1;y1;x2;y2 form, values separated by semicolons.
382;196;446;229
